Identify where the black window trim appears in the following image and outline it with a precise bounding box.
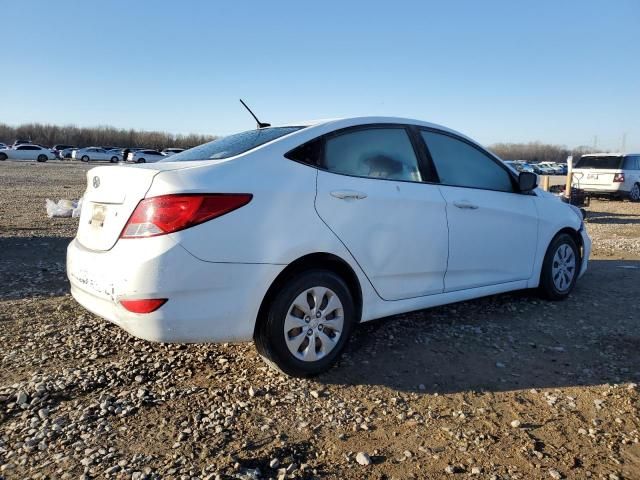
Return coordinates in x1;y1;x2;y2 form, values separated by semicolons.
417;127;526;195
285;123;440;185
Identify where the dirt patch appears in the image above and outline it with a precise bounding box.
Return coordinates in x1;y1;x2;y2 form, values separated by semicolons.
1;161;639;479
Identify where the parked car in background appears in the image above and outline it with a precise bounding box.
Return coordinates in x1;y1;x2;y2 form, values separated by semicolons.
161;148;185;157
126;149;165;163
572;153;640;201
59;147;77;159
72;147;122;163
538;162;564;174
11;139;32;148
504;160;535;173
530;163;554;175
67;116;591;376
52;144;76;159
0;144;56;162
0;143;7;150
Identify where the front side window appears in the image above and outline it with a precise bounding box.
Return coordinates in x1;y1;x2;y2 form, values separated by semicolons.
164;126;303;162
421;131;514;192
324;128;422;182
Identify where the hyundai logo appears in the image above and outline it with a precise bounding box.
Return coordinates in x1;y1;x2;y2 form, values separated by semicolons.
93;176;100;188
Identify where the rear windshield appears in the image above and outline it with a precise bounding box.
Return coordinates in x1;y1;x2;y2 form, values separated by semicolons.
163;126;303;162
574;156;623;169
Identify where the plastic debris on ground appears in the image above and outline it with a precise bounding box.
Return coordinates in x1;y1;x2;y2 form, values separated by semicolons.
46;198;83;218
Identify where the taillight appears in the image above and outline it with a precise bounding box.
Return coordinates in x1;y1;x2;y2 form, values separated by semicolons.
120;298;167;313
613;173;625;183
120;193;252;238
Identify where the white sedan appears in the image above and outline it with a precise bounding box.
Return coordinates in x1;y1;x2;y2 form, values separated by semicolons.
161;148;185;157
127;149;165;163
0;144;56;162
72;147;122;163
67;117;591;376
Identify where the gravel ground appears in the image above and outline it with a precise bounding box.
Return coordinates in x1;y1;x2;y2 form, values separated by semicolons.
1;161;639;480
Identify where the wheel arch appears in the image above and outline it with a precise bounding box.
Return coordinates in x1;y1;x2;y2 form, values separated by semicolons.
555;226;583;261
254;252;363;338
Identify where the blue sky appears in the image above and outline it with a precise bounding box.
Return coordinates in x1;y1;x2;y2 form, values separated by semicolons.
2;0;639;150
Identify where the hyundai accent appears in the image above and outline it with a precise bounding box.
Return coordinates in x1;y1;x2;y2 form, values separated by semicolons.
67;117;591;376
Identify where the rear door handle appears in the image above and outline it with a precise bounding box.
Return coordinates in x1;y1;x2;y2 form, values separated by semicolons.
453;201;479;210
330;190;367;200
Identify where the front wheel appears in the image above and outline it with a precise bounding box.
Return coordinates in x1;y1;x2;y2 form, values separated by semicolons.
0;153;7;161
110;156;119;163
81;155;90;162
137;158;146;163
539;233;580;300
254;270;355;377
629;183;640;202
37;154;48;162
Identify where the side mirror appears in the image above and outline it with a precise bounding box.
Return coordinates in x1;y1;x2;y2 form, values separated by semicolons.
518;171;538;192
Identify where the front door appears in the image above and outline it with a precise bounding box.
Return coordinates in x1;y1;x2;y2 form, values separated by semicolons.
314;126;449;300
420;129;538;292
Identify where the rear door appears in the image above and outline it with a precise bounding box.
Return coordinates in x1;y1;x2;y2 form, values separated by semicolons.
314;125;449;300
420;129;538;292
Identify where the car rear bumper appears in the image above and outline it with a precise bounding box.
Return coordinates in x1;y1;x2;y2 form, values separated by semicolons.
574;184;627;194
67;237;283;343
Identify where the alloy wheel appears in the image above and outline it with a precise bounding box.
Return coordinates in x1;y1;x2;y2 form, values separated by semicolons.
551;243;576;292
283;286;344;362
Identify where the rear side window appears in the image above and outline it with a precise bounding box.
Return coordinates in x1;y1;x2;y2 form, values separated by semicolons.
285;139;323;166
422;130;514;192
323;128;422;182
623;155;640;170
165;126;303;162
574;156;623;169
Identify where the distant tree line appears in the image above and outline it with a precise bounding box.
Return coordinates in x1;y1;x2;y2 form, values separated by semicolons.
1;122;600;163
0;123;216;150
488;142;597;164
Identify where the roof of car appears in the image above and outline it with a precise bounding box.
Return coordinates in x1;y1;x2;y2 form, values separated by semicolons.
581;152;639;157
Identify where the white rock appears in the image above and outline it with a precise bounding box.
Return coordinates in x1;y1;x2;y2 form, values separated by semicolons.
356;452;372;466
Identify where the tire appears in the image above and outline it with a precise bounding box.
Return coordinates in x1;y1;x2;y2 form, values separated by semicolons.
81;155;90;162
110;156;119;163
629;183;640;202
137;158;146;163
539;233;580;300
254;270;355;377
37;154;47;163
0;153;7;161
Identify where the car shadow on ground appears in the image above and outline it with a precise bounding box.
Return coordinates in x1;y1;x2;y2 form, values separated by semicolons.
0;236;72;301
585;210;640;225
320;259;640;394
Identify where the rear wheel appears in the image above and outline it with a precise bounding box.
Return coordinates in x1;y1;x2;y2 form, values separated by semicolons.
254;270;355;377
81;155;90;162
37;154;47;162
137;158;146;163
630;183;640;202
0;153;7;161
539;233;580;300
110;156;119;163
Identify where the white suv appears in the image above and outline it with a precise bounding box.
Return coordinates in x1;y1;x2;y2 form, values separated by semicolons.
572;153;640;201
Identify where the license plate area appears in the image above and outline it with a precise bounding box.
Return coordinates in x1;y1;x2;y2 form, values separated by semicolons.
587;174;598;180
90;204;107;227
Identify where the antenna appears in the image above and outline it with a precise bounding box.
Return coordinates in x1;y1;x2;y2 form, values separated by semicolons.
239;99;271;129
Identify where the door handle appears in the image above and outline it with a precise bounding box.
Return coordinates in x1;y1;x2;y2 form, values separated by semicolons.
330;190;367;200
453;201;479;210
